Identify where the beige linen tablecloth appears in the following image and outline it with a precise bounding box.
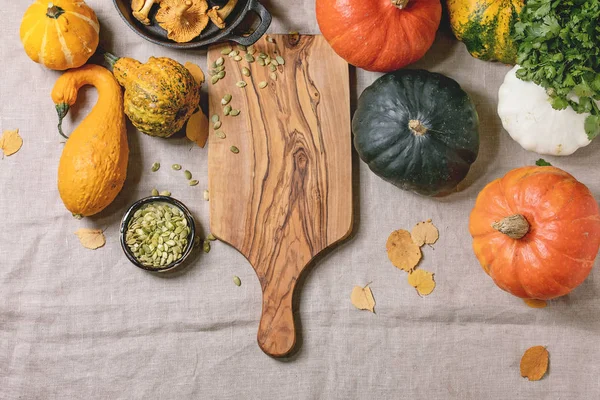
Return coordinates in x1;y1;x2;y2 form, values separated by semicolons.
2;1;600;399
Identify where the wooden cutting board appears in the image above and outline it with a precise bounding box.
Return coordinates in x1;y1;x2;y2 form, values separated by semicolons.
207;34;352;357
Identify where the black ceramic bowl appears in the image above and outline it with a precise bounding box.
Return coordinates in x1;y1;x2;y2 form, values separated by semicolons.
120;196;196;272
112;0;272;48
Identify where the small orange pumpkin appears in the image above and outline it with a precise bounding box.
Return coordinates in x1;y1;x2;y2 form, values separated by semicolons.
316;0;442;72
469;166;600;300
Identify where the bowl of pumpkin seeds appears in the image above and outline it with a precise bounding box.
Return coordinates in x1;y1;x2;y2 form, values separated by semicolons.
120;196;196;272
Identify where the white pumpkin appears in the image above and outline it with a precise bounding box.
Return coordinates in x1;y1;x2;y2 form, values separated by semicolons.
498;65;593;156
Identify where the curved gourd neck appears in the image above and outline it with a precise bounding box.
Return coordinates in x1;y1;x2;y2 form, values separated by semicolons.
104;52;142;86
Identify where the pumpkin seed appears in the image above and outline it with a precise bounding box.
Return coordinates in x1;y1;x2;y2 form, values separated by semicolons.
221;47;232;55
215;131;226;139
264;56;272;64
151;188;159;196
215;65;225;72
270;59;279;66
211;76;219;85
211;114;220;123
247;45;255;55
213;121;222;129
221;94;232;105
211;61;218;68
160;190;171;196
228;50;239;57
207;233;216;241
257;58;266;66
242;67;251;77
259;81;268;89
233;276;242;286
203;190;210;201
234;55;242;62
230;109;240;116
189;180;199;186
236;81;247;88
230;146;240;154
237;44;247;51
259;53;268;59
270;72;277;81
223;105;232;115
208;70;217;76
269;64;277;72
276;56;285;65
172;164;182;170
184;170;192;180
245;54;255;63
151;162;160;172
215;57;224;66
203;240;211;253
217;71;226;79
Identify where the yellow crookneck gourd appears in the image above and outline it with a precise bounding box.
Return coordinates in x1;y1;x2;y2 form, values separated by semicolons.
52;64;129;218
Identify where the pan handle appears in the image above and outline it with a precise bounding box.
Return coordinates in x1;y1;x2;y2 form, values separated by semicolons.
226;0;272;46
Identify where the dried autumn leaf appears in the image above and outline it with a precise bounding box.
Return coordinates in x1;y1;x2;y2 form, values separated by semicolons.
184;61;205;86
0;129;23;156
411;219;439;247
351;284;375;313
386;229;422;272
520;346;549;381
186;109;209;148
407;269;436;296
74;228;106;250
524;299;547;308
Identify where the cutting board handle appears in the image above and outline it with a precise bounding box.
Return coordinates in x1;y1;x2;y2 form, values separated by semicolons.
257;281;297;357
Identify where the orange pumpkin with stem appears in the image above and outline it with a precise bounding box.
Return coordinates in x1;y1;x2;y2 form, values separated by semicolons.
316;0;442;72
469;166;600;300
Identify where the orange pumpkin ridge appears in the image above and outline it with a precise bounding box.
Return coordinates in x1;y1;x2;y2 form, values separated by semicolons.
469;166;600;300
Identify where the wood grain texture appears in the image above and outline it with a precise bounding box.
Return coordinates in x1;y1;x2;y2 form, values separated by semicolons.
207;34;352;357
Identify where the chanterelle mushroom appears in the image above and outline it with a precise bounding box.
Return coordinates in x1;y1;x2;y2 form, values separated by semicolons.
156;0;209;43
207;0;238;29
132;0;160;25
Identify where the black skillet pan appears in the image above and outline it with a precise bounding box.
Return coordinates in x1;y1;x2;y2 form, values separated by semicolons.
112;0;272;48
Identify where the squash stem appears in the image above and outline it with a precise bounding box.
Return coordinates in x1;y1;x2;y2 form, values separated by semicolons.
56;103;70;139
103;52;121;69
46;3;65;19
391;0;410;9
492;214;530;240
409;120;428;136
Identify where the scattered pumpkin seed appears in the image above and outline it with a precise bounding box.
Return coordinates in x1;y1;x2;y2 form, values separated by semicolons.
233;276;242;286
215;65;225;72
245;54;255;63
242;67;251;77
221;47;232;55
215;131;226;139
276;56;285;65
230;109;240;116
159;190;171;196
216;57;224;66
213;121;222;129
151;162;160;172
208;70;217;76
211;61;218;68
228;50;239;57
203;240;211;253
184;170;192;180
189;179;199;186
265;56;272;64
172;164;182;170
270;72;277;81
237;44;246;51
257;58;266;66
221;94;232;105
247;45;255;55
223;105;232;115
211;76;220;85
270;59;279;66
236;81;247;88
259;81;268;89
234;55;242;62
151;188;159;196
207;233;217;241
269;64;277;72
230;146;240;154
203;190;210;201
211;114;220;123
217;71;226;79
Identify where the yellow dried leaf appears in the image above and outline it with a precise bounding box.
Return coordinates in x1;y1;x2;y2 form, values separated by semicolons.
74;228;106;250
0;129;23;156
524;299;547;308
520;346;549;381
386;229;422;272
184;62;205;86
351;285;375;313
186;109;209;148
411;219;439;247
407;269;436;296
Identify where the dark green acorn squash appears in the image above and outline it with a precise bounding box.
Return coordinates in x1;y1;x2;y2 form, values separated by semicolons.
352;70;479;196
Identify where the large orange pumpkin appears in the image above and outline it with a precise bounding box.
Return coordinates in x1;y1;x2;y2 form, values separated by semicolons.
315;0;442;72
469;166;600;300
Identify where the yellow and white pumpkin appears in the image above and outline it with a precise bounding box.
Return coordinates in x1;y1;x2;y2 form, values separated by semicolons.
20;0;100;71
